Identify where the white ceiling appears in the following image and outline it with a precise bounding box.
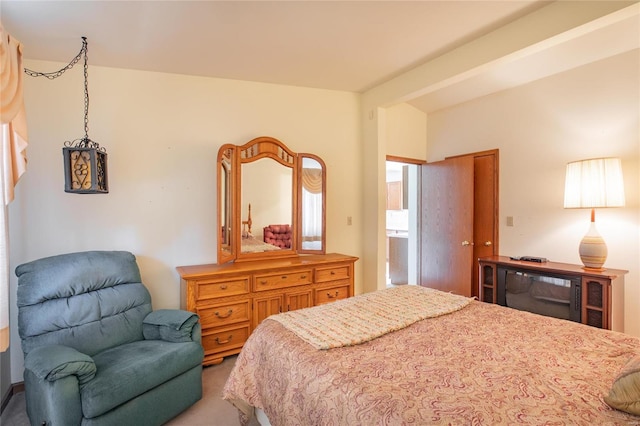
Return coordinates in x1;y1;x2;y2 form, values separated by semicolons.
1;0;547;93
1;1;638;113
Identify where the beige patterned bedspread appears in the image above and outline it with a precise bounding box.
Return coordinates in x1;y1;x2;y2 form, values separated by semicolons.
241;235;281;253
270;286;472;349
223;290;640;426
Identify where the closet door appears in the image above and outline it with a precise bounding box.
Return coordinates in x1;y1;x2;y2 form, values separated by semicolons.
420;156;474;296
471;152;499;297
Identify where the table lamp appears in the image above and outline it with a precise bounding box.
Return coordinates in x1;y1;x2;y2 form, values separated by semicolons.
563;157;625;270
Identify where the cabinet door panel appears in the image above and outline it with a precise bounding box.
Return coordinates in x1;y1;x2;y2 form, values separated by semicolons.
253;295;283;327
582;277;610;329
286;290;313;312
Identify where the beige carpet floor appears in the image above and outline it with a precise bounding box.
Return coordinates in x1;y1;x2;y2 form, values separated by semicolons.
1;355;241;426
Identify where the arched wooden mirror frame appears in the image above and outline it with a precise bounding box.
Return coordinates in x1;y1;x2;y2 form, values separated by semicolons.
217;136;326;263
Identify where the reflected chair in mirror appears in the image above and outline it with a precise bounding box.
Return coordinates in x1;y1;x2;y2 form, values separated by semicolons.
263;224;293;249
16;250;204;426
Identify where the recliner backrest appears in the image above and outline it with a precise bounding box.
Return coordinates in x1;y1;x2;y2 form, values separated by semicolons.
16;251;152;357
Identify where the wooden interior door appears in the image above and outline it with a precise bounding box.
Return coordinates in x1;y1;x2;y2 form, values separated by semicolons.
471;153;498;297
420;156;474;296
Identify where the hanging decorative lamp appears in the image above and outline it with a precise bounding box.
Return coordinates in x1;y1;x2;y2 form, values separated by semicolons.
25;37;108;193
61;37;108;193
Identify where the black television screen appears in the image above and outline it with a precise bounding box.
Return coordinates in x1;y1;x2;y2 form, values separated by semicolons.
496;266;581;323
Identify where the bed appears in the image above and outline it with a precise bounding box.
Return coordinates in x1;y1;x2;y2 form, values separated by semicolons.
241;234;282;253
240;204;283;253
222;285;640;425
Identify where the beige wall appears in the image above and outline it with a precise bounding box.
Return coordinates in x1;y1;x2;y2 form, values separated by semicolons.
242;159;292;240
8;61;363;382
360;0;636;295
385;103;427;161
427;49;640;337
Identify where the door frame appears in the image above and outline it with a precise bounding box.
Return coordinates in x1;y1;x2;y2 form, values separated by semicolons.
386;155;426;286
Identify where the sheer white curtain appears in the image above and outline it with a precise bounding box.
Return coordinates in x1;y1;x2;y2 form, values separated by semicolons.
0;24;28;351
301;189;322;241
301;168;323;242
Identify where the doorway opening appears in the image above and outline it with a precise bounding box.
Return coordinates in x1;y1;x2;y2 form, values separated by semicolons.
385;159;420;287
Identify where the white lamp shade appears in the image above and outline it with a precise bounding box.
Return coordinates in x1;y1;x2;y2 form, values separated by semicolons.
564;157;625;270
564;158;625;208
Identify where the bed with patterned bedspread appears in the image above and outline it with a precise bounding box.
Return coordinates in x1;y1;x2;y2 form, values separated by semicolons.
223;286;640;425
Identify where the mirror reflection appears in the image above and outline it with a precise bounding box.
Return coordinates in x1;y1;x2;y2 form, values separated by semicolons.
217;145;235;264
300;157;324;251
220;151;231;250
241;158;293;254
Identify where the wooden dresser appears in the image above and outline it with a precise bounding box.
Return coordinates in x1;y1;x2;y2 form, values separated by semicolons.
177;253;358;365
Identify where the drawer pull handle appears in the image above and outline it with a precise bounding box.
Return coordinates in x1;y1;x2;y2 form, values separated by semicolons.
260;280;267;285
214;309;233;319
219;284;228;290
301;275;307;279
330;271;336;275
281;275;288;279
215;335;233;345
327;291;339;299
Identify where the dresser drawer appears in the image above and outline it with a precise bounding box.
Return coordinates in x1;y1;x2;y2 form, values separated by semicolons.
201;324;250;355
315;282;351;305
315;264;351;283
254;269;313;292
197;300;250;327
196;276;250;302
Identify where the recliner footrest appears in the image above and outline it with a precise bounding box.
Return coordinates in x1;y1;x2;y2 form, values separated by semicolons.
81;339;203;419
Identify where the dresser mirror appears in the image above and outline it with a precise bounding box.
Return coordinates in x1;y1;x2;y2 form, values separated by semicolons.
240;156;295;258
217;145;235;264
217;136;326;263
298;154;326;253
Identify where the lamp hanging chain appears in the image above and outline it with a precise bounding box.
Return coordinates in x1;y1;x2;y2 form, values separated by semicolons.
82;39;90;141
24;37;87;79
25;37;103;151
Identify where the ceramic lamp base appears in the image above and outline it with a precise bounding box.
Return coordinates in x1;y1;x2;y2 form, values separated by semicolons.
579;221;607;270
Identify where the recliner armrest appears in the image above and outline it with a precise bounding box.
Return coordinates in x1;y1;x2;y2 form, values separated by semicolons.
143;309;200;343
25;344;96;385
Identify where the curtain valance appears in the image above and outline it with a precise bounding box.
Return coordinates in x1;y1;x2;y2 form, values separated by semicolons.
301;168;322;194
1;24;28;204
0;23;28;352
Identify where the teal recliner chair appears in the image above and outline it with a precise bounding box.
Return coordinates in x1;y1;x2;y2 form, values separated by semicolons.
16;251;204;426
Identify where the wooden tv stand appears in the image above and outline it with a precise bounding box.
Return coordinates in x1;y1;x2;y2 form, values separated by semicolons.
478;256;627;331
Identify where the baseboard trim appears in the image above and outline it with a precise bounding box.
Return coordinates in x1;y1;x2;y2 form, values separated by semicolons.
1;382;24;415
